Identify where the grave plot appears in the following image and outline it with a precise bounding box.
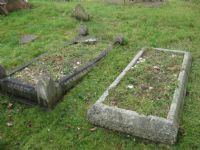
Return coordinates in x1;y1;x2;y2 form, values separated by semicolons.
88;48;192;144
0;38;122;109
13;43;108;85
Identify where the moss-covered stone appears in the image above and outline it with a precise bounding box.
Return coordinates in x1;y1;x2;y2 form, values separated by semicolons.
78;24;89;36
72;4;90;21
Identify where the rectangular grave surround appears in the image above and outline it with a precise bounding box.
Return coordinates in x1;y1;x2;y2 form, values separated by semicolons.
0;41;117;109
87;48;192;144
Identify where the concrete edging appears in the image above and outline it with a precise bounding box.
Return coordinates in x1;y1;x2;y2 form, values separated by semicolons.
87;48;192;144
0;41;119;109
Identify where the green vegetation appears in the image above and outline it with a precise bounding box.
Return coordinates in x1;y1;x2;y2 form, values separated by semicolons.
104;49;183;118
13;42;108;85
0;0;200;149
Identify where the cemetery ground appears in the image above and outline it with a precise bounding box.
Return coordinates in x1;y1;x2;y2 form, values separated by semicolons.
0;0;200;149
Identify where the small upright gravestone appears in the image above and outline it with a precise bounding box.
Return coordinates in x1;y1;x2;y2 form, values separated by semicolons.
72;4;90;21
113;35;125;46
79;24;89;36
71;25;98;45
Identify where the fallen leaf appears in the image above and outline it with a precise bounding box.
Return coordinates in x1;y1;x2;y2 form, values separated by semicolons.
149;86;154;90
76;61;81;65
167;65;180;72
6;122;13;127
90;127;97;132
65;124;73;129
139;57;143;61
27;121;32;128
117;143;122;149
171;54;176;58
111;101;118;106
140;84;149;90
153;65;160;70
127;84;134;89
50;139;53;143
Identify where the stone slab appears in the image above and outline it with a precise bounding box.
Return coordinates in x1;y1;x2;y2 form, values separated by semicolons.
19;35;38;44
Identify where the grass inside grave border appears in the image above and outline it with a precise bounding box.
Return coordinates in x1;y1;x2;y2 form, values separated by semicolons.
12;42;109;86
88;48;192;144
104;48;184;117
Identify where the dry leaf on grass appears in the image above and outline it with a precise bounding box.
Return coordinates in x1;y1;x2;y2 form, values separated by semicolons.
90;127;97;132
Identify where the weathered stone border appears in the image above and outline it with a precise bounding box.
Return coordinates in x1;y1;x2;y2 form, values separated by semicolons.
0;37;122;109
87;48;192;144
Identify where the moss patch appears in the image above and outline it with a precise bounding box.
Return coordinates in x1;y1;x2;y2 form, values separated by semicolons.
104;49;183;117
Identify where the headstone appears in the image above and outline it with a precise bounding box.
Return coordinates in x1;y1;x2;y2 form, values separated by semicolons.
79;24;89;36
72;4;90;21
113;35;125;46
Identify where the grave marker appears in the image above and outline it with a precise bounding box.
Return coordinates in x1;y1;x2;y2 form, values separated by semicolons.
87;48;192;144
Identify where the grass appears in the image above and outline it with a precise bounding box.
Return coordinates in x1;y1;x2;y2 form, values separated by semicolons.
104;49;183;118
0;0;200;149
13;42;108;85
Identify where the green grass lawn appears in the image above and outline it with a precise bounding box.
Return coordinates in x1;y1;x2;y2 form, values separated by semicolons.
0;0;200;149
